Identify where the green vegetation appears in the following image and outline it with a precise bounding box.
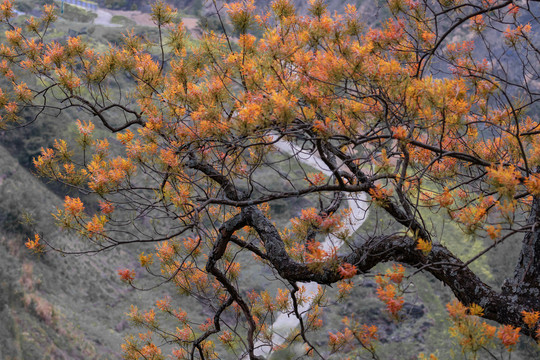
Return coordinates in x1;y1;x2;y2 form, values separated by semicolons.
104;0;127;10
110;15;135;26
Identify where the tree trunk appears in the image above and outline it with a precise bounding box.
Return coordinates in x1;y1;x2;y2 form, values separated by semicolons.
511;195;540;306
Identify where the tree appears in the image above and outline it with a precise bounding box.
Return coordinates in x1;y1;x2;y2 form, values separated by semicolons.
2;0;540;358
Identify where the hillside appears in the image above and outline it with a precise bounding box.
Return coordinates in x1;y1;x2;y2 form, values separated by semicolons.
89;0;376;17
0;143;131;359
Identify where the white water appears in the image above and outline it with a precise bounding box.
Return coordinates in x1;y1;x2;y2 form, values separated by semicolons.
247;138;369;359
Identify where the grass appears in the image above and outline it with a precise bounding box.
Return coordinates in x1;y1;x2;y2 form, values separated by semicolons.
57;2;98;23
110;15;136;26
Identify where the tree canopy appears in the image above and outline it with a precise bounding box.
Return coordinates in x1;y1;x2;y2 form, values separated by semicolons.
2;0;540;358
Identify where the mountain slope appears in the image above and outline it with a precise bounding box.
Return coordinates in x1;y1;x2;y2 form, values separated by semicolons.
0;144;141;359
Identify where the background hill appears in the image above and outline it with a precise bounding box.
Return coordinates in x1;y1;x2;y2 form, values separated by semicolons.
90;0;373;16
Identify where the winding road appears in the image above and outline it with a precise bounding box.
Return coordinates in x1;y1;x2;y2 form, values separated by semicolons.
249;138;369;358
92;6;199;33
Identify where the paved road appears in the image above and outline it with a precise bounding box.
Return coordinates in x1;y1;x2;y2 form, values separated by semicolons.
92;7;199;32
93;9;121;27
249;137;369;358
